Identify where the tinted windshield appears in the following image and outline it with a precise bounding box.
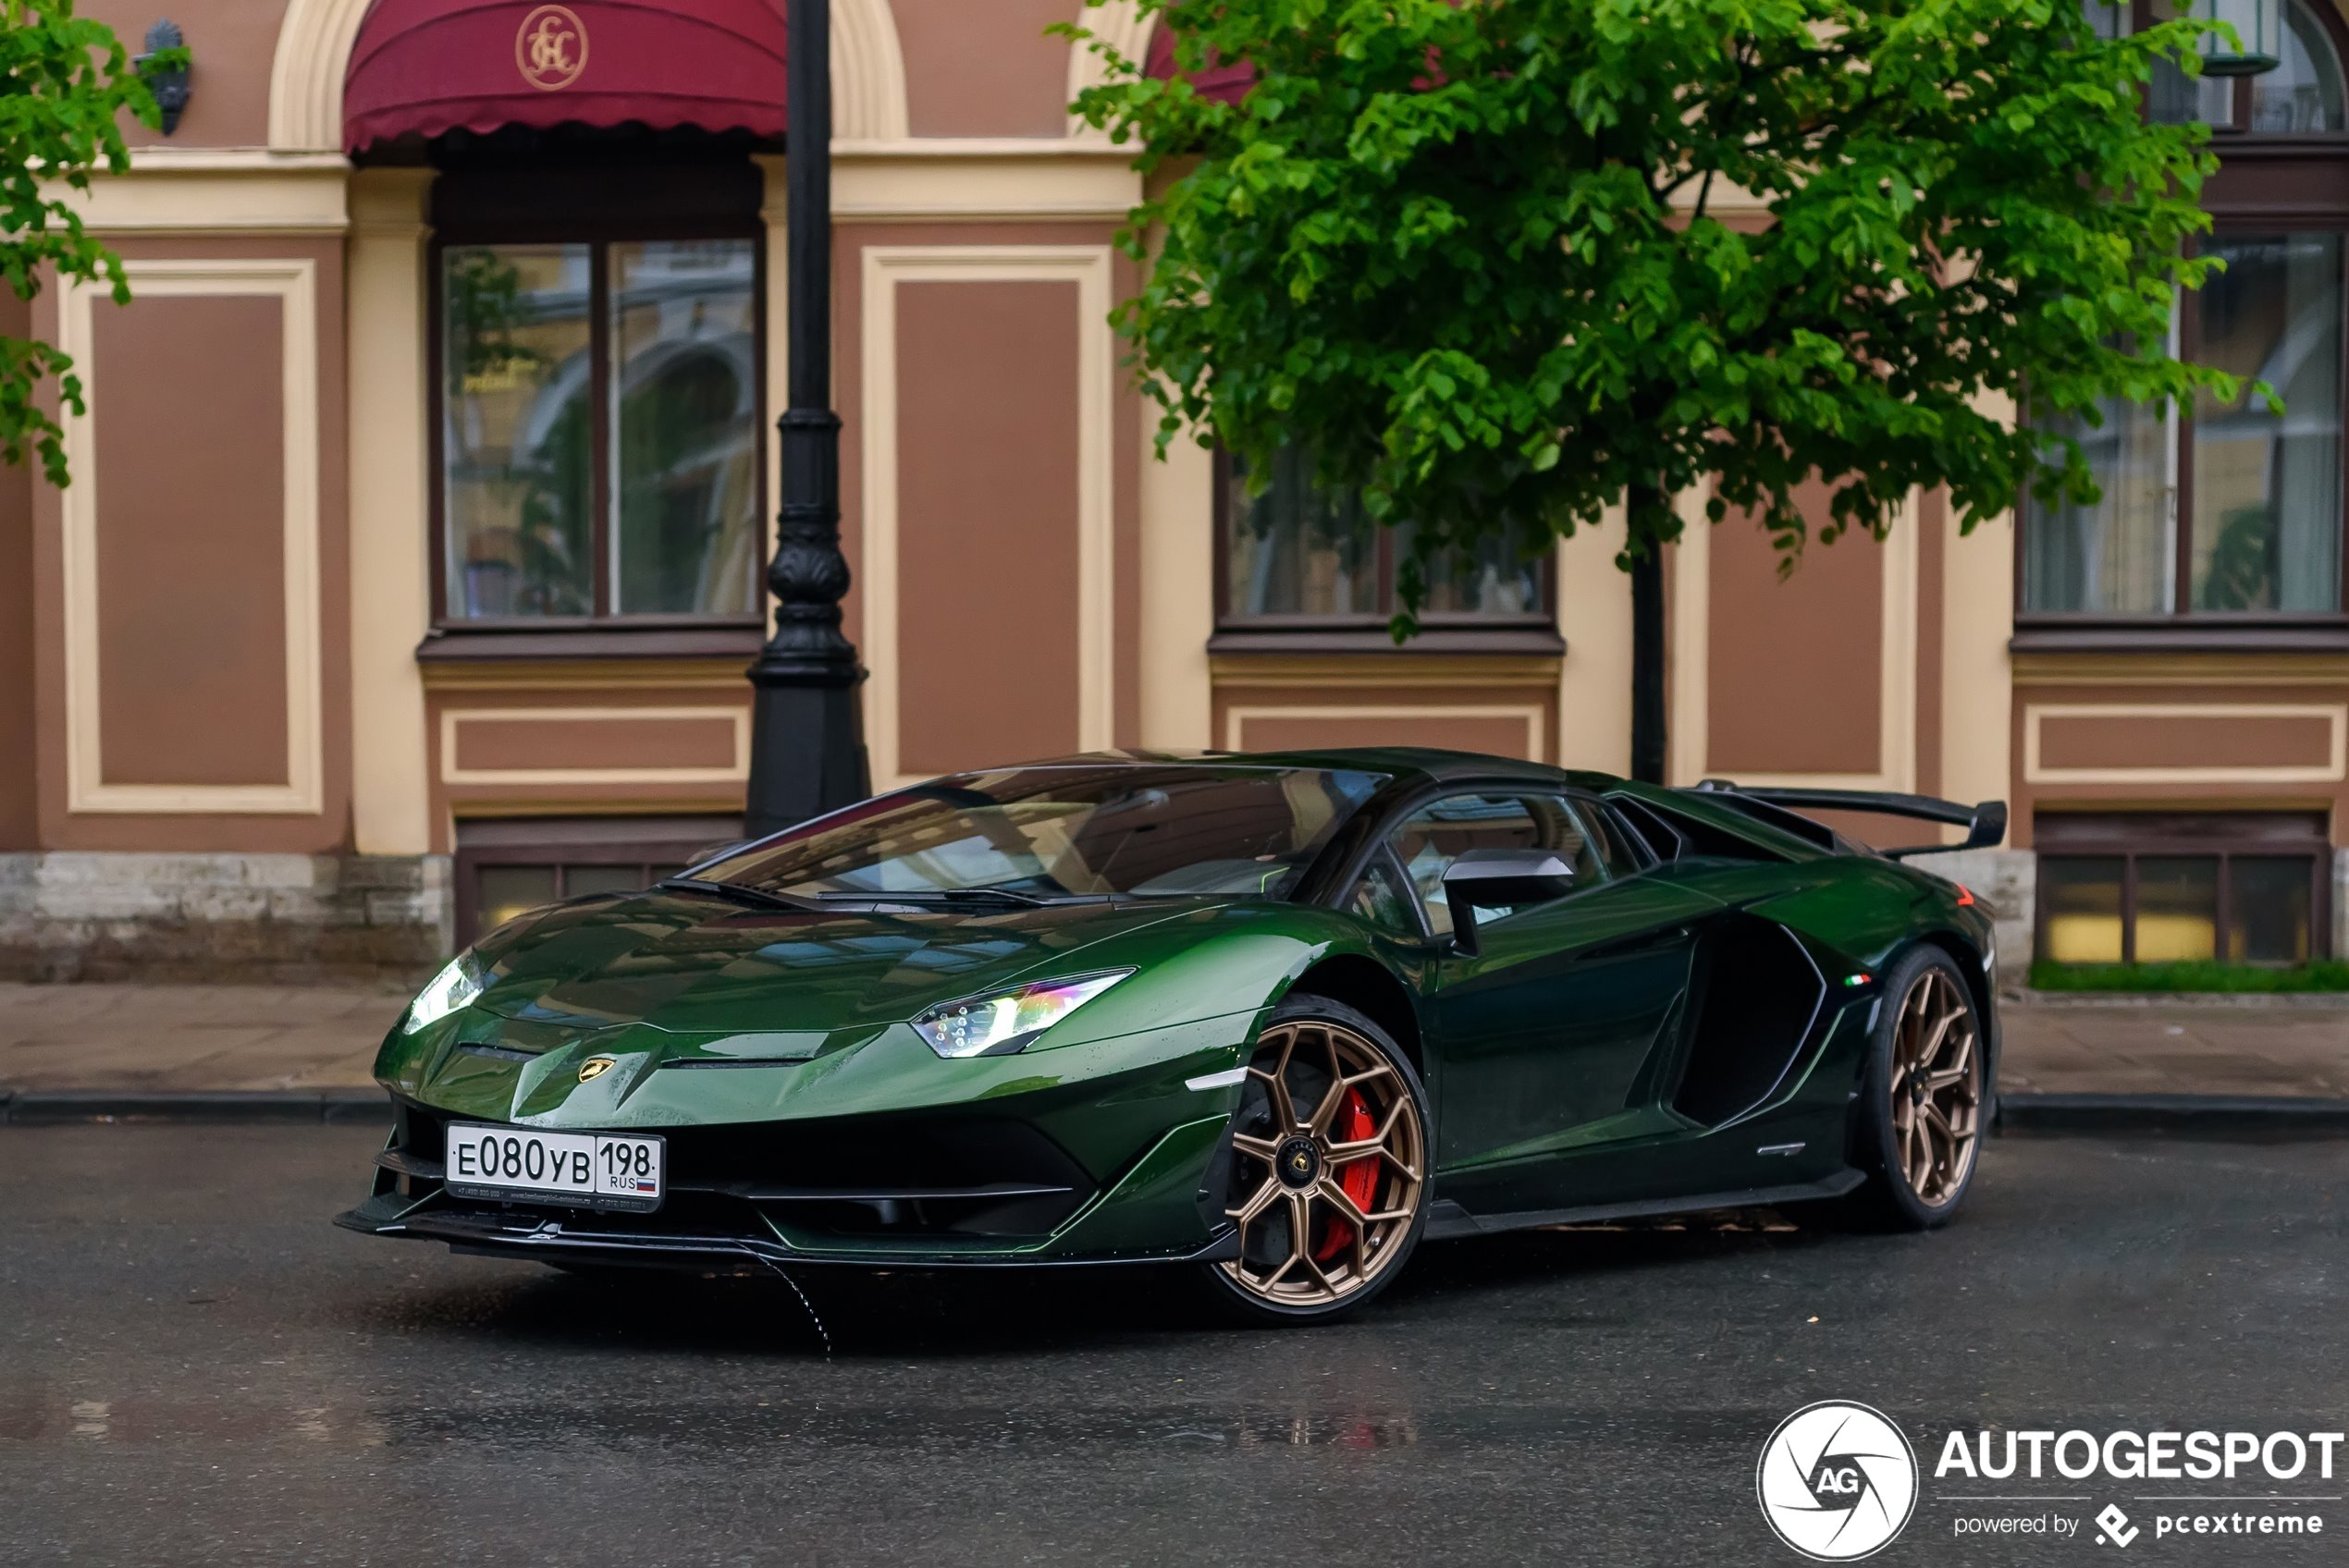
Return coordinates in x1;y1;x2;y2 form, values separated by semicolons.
692;765;1387;901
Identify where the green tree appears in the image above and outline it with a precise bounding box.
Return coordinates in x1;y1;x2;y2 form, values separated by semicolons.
1;1;177;487
1068;0;2255;782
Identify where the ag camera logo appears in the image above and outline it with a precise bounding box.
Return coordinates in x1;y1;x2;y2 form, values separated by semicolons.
1757;1401;1920;1561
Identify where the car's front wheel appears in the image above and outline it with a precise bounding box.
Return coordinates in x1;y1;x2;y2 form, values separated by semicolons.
1195;997;1430;1326
1850;946;1986;1229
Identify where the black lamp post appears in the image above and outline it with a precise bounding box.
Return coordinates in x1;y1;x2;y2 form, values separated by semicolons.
745;0;869;838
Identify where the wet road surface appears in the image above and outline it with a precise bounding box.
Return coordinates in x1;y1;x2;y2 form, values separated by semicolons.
1;1123;2343;1565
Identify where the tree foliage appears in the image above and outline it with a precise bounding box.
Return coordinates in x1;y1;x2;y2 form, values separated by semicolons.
0;0;174;487
1067;0;2248;630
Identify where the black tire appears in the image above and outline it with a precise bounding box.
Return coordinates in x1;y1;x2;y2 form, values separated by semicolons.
1845;944;1987;1231
1192;994;1432;1327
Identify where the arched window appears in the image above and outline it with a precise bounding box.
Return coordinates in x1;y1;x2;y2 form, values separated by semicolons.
2023;0;2349;624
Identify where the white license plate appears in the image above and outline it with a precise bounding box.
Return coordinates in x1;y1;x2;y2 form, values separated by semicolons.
444;1124;665;1213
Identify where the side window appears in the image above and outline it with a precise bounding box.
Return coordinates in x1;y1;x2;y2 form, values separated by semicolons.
1389;792;1612;937
1346;851;1422;937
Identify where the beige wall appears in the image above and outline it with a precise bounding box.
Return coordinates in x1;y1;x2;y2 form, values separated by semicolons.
0;290;33;849
892;0;1081;138
82;0;290;149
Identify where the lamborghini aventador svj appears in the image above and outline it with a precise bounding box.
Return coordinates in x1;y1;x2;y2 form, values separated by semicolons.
338;749;2002;1323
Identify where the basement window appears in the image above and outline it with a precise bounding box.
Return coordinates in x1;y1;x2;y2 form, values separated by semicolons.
454;815;744;943
2034;812;2331;965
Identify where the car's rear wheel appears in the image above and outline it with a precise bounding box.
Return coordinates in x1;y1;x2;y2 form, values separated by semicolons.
1851;946;1986;1229
1195;998;1429;1325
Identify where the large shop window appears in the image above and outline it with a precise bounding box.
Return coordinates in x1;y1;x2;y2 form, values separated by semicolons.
1219;447;1554;631
2026;0;2349;622
2035;812;2331;966
437;217;762;625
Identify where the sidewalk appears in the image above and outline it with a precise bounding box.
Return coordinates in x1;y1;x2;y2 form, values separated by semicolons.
4;980;2346;1101
0;981;400;1094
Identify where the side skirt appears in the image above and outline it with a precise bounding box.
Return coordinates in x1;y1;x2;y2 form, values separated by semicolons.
1423;1169;1866;1240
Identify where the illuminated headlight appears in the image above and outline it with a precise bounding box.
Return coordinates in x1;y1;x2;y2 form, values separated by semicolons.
404;953;486;1034
911;970;1134;1059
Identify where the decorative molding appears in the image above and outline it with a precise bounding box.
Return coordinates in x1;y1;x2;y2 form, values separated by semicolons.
832;0;911;141
42;159;350;234
2023;702;2349;786
834;144;1143;223
1223;703;1548;762
859;244;1118;790
2012;651;2349;686
1208;653;1562;688
1065;0;1158;138
421;659;757;692
439;706;751;787
57;258;324;815
269;0;907;151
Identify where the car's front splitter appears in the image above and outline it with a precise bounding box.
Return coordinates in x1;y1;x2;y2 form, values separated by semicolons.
334;1191;1241;1273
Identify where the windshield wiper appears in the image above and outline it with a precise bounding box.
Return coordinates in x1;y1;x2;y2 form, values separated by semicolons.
658;877;823;913
812;887;1106;907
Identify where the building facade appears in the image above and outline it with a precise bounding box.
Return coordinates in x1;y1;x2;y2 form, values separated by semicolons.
4;0;2346;982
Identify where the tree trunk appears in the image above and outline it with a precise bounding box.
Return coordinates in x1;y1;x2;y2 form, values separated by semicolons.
1628;483;1668;786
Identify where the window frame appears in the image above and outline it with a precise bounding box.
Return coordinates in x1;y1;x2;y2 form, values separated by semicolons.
1211;448;1560;643
2017;0;2349;636
428;216;768;633
2033;812;2331;965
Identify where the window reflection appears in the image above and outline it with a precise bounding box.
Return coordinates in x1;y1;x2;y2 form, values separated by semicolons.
2193;233;2343;612
442;245;595;619
2250;0;2348;130
611;239;760;616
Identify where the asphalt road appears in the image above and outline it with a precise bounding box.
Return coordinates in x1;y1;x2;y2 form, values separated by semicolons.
0;1124;2342;1567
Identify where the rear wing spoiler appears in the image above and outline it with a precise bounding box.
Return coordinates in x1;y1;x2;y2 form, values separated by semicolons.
1688;780;2008;860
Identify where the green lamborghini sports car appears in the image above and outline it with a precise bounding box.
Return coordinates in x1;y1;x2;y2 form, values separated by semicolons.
338;748;2003;1324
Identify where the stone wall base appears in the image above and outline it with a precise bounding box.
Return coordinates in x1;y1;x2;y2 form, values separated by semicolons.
0;852;453;983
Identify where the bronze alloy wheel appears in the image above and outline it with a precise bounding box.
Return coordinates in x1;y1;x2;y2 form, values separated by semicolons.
1220;1018;1426;1310
1888;964;1982;1207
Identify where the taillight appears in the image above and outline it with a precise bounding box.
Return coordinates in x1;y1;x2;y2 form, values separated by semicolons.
1954;883;1975;907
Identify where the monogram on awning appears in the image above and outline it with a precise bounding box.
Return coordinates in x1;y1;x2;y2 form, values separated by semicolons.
342;0;790;153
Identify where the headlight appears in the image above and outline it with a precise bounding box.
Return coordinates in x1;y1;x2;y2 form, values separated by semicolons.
404;953;485;1034
911;970;1133;1059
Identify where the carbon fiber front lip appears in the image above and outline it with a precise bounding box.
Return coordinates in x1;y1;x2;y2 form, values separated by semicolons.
336;1198;1241;1270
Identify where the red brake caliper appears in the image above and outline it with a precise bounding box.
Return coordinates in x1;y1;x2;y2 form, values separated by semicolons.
1314;1087;1380;1261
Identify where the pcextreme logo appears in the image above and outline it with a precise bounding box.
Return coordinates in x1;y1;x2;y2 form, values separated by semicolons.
1757;1402;1921;1561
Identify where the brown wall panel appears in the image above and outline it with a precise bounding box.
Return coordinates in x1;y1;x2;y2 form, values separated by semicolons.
1212;680;1556;764
90;294;289;788
1233;711;1536;759
81;0;287;150
1705;485;1884;776
0;288;33;848
893;0;1081;137
2037;712;2336;773
32;236;351;853
453;715;739;774
892;277;1085;776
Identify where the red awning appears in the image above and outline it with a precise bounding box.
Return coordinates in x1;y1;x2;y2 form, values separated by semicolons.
1146;24;1252;104
343;0;789;153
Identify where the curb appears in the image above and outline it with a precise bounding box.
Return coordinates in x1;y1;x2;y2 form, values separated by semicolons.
1998;1091;2349;1135
0;1089;390;1125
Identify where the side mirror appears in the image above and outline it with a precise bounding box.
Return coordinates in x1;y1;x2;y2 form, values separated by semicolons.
1441;847;1576;954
